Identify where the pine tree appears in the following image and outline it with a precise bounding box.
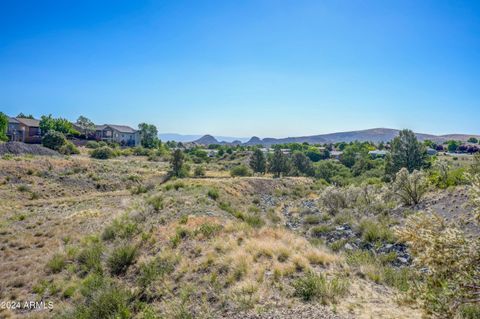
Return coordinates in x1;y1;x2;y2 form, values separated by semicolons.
249;149;266;174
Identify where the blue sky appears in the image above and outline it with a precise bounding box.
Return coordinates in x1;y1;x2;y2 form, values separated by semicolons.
0;0;479;138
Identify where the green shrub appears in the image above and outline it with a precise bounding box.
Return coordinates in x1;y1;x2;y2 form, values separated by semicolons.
47;254;66;273
293;271;348;304
71;284;132;319
194;166;206;177
77;239;104;274
304;214;321;224
310;225;333;237
230;164;253;177
147;195;164;212
102;217;138;241
138;255;176;288
108;244;138;275
195;222;222;238
207;188;219;200
59;141;80;155
85;141;99;149
359;220;394;243
91;146;117;160
42;130;66;150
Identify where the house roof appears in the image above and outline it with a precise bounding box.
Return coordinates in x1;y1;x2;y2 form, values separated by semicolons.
102;124;137;133
8;117;20;124
16;117;40;127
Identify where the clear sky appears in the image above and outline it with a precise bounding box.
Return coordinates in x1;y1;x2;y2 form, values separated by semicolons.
0;0;479;138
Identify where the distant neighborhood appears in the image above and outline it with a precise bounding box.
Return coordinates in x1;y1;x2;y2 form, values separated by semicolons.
1;113;479;159
6;115;141;146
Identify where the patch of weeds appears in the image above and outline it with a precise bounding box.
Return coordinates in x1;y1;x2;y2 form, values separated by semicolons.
147;194;164;212
195;222;222;239
47;254;66;274
108;244;138;276
207;188;219;201
77;238;104;275
310;225;333;237
131;183;154;195
304;214;321;224
170;227;190;248
179;215;188;224
102;217;138;241
293;271;349;304
17;184;30;192
359;220;395;243
329;239;348;252
138;255;177;288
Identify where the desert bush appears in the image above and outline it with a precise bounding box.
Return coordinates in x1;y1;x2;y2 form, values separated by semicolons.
293;271;348;304
230;164;253;177
194;166;206;177
108;244;138;275
59;141;80;155
42;130;66;150
207;188;219;200
320;186;348;214
310;225;333;237
391;168;428;205
67;283;132;319
138;255;177;288
85;141;99;149
466;172;480;223
304;214;321;224
91;146;117;160
47;253;66;273
397;213;480;318
77;239;104;274
359;219;394;243
102;217;139;241
147;194;164;212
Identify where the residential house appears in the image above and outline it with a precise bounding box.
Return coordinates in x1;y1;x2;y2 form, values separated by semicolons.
95;124;140;147
7;117;42;143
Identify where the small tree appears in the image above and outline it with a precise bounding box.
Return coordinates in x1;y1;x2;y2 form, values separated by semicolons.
0;112;8;141
42;130;66;150
230;164;252;177
170;149;187;178
138;123;159;149
447;140;460;153
249;149;266;174
386;129;427;176
391;168;428;205
76;116;95;137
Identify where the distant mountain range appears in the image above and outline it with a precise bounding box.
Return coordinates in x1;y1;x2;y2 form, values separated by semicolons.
160;128;480;146
159;133;249;143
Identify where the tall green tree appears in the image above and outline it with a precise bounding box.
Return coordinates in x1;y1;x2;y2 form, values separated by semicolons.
40;115;78;136
292;151;313;176
447;140;460;153
170;149;187;177
138;123;159;149
386;129;427;176
0;112;8;141
249;148;266;174
269;148;288;178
